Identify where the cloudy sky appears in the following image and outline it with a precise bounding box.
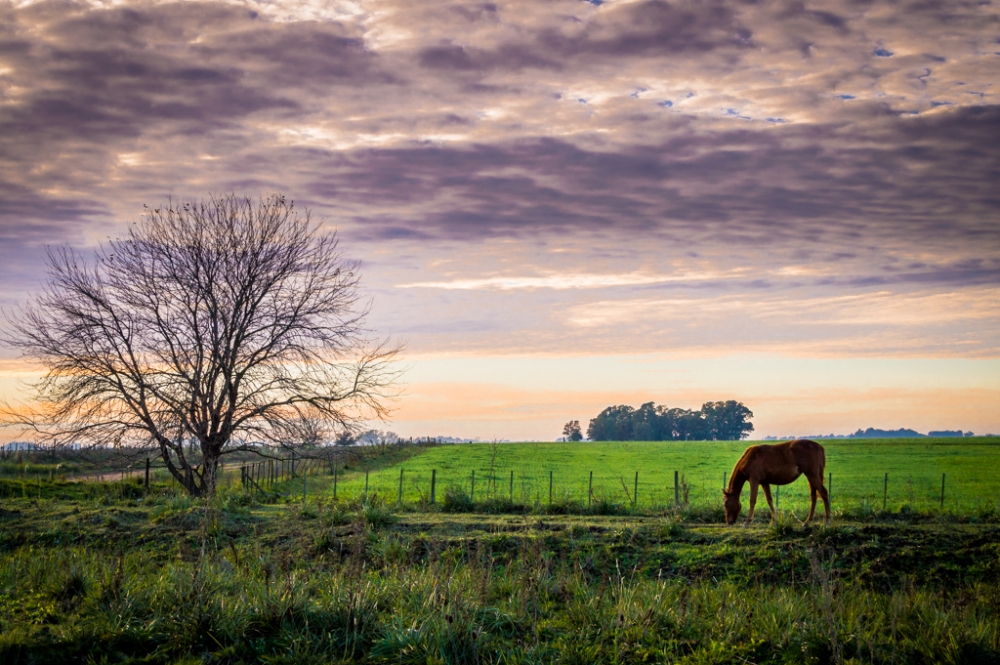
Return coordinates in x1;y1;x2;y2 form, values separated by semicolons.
1;0;998;440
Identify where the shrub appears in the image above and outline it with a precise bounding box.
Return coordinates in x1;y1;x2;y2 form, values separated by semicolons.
588;496;628;516
442;486;475;513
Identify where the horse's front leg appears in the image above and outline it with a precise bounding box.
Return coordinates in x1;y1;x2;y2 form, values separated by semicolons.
745;481;759;525
761;484;776;522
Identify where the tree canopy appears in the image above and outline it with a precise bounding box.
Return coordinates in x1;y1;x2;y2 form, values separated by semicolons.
562;420;583;442
586;400;753;441
2;194;399;495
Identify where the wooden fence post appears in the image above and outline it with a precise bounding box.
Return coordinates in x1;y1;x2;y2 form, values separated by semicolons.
430;469;436;505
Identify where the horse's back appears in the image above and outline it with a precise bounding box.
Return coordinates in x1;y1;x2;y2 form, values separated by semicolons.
788;439;825;474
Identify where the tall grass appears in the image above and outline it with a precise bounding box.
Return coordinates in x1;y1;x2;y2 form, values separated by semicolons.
2;492;999;664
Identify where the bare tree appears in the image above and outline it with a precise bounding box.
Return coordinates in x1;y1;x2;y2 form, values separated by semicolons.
2;194;399;496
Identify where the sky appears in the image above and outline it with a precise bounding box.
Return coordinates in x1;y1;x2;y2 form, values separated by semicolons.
0;0;998;441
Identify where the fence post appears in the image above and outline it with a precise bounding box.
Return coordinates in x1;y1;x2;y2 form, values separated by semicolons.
509;470;514;502
145;457;150;490
633;471;638;508
549;470;553;505
588;471;593;508
883;473;888;511
471;470;475;502
940;473;945;509
674;471;679;506
430;469;436;505
399;468;404;505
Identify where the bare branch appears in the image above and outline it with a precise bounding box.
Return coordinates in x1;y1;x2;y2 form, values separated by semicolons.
1;193;402;496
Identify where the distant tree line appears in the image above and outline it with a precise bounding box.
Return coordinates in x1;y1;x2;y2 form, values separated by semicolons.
585;401;754;441
847;427;975;438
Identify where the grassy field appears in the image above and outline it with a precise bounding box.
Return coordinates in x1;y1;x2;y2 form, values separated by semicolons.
3;440;999;663
1;477;1000;664
314;438;1000;516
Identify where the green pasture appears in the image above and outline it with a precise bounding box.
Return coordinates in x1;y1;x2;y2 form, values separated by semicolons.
312;437;1000;514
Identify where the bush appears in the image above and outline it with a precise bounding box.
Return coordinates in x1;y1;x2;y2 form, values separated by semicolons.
442;486;475;513
481;497;528;514
588;496;629;516
542;498;585;515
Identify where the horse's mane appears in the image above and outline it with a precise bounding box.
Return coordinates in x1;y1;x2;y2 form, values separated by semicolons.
726;446;756;493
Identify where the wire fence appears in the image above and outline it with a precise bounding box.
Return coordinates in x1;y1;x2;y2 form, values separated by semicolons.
199;462;995;515
319;464;997;514
4;446;996;514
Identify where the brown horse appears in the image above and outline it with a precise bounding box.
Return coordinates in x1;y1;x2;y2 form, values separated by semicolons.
722;439;830;525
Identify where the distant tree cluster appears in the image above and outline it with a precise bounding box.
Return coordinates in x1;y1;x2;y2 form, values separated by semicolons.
562;420;583;442
586;401;754;441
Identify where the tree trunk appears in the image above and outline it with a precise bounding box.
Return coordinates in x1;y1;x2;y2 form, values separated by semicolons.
201;451;220;496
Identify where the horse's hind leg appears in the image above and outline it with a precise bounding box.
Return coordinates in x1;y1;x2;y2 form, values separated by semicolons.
805;483;817;524
761;484;776;522
806;474;831;524
818;484;831;524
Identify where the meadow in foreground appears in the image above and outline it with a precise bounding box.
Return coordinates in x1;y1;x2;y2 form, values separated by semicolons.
1;474;999;664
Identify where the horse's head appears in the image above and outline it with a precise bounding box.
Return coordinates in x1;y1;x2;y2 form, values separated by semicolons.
722;489;741;525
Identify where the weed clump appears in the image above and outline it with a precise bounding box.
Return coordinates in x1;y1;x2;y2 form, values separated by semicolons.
360;496;397;529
